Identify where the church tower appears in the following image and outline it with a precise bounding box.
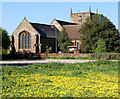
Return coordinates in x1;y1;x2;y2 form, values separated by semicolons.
70;6;96;24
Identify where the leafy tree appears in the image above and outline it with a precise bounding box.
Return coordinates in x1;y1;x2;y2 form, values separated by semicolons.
0;27;10;54
58;28;72;53
94;39;106;53
79;14;120;53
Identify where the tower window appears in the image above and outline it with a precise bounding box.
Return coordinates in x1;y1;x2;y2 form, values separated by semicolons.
78;19;82;22
78;15;82;22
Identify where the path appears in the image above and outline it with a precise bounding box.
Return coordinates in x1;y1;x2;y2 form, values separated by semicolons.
0;59;96;66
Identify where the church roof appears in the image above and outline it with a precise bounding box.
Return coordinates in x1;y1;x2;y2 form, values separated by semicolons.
56;19;78;26
30;23;58;38
63;25;82;39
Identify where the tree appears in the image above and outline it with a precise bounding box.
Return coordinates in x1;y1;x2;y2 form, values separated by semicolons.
79;14;120;53
94;39;106;53
58;28;72;53
0;27;10;54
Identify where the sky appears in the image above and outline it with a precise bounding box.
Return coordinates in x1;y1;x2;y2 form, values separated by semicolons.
2;2;118;35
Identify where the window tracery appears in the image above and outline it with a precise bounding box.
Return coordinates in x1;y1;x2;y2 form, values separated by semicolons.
19;31;31;49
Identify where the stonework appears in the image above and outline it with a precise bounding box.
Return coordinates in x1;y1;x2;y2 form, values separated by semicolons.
50;19;63;31
47;53;89;58
10;17;41;54
70;7;96;24
10;7;98;55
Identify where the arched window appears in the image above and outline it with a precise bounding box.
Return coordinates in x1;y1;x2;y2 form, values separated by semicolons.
19;31;31;49
20;35;22;49
29;35;31;49
23;34;25;49
26;34;28;49
78;15;82;22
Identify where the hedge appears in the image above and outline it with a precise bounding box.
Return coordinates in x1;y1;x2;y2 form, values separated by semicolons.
90;53;120;60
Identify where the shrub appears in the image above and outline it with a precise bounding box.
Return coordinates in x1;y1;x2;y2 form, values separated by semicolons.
94;39;106;53
46;46;52;54
90;53;120;60
58;28;72;53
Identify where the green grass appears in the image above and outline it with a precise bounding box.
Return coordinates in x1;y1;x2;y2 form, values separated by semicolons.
2;60;119;97
2;60;118;77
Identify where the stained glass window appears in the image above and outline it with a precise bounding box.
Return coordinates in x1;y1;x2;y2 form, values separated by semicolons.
23;34;25;49
26;34;28;49
29;34;31;49
20;34;22;49
19;32;31;49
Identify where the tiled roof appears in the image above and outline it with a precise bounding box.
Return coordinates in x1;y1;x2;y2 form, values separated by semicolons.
63;25;82;39
30;23;58;38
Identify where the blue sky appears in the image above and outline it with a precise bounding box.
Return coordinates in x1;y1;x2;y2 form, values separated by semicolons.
2;2;118;35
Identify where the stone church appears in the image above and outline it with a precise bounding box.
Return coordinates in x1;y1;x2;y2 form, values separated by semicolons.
9;7;98;55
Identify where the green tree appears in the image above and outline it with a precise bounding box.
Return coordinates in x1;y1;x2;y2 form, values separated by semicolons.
0;27;10;54
58;28;72;53
94;39;106;53
79;14;120;53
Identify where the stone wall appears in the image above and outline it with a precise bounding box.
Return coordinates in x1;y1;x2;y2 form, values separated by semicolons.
10;17;41;54
50;19;63;32
47;53;89;58
71;12;91;24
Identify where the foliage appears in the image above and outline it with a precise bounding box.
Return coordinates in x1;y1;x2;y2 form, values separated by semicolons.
46;46;52;54
0;27;10;50
90;53;120;60
58;28;72;53
2;61;119;97
94;39;106;53
79;14;120;53
0;27;10;60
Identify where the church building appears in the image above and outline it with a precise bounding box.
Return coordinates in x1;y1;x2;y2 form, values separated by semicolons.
9;7;98;55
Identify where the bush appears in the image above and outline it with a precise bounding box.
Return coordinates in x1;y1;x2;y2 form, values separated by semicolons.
46;46;52;54
94;39;106;53
90;53;120;60
58;28;72;53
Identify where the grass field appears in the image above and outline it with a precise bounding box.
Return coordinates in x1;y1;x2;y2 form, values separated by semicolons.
2;61;119;97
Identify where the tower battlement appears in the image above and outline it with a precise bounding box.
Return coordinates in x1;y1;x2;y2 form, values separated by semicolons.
70;7;98;24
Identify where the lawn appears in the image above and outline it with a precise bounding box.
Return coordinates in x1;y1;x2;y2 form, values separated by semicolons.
2;61;119;97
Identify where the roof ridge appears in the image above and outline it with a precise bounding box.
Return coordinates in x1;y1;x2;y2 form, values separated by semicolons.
30;22;51;26
56;19;73;23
